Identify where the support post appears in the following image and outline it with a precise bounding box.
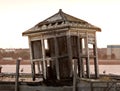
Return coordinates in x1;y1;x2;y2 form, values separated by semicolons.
41;39;46;79
85;32;90;78
67;32;73;77
15;58;21;91
29;38;35;80
77;32;82;78
73;59;77;91
80;38;85;77
54;37;60;80
93;33;99;78
31;62;35;81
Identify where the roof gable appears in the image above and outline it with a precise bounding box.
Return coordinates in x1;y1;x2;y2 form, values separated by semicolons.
37;9;88;25
23;9;101;35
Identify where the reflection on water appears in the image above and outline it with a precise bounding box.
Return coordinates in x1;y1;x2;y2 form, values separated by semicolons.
1;65;120;75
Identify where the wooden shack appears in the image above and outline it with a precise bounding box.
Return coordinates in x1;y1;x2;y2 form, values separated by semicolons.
22;9;101;81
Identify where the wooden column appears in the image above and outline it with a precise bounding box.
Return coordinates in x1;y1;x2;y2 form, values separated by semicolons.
73;59;77;91
41;61;44;77
67;32;73;77
93;33;99;78
85;32;90;78
77;32;82;78
29;37;35;80
79;38;85;77
54;36;60;80
31;62;35;80
41;39;47;79
15;58;21;91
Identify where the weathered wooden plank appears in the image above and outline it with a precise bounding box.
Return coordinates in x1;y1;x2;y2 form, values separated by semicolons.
54;37;60;80
85;32;90;78
73;59;77;91
79;38;85;77
28;37;36;80
67;31;73;77
77;32;82;78
93;33;99;78
15;58;21;91
41;39;47;79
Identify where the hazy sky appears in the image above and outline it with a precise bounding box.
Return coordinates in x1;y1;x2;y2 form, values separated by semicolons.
0;0;120;48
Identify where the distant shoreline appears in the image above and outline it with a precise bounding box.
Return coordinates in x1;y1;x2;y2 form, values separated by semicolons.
0;60;30;65
0;60;120;65
95;60;120;65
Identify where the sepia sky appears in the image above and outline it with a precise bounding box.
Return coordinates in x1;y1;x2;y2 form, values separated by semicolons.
0;0;120;48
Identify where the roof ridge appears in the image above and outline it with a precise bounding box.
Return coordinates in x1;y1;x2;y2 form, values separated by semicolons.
59;9;67;21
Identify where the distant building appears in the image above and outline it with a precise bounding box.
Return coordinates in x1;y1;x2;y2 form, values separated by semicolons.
98;48;107;59
107;45;120;59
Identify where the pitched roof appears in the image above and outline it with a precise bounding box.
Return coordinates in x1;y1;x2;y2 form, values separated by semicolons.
23;9;101;35
39;9;87;24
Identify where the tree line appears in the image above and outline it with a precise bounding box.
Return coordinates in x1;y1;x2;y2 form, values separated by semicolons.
0;49;30;60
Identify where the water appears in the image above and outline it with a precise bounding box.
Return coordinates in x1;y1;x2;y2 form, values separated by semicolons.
90;65;120;75
1;65;120;75
1;65;31;73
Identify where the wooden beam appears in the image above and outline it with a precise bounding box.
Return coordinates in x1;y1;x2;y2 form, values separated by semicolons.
31;62;35;81
77;32;82;78
79;38;85;77
67;31;73;77
73;59;77;91
93;33;99;78
85;32;90;78
15;58;21;91
54;37;60;80
41;39;47;79
28;37;35;80
79;36;85;77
